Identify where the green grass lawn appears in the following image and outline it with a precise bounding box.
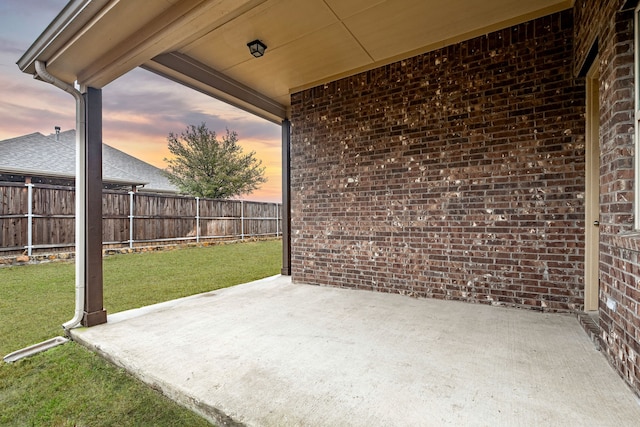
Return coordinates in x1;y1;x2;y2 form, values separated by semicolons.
0;239;281;426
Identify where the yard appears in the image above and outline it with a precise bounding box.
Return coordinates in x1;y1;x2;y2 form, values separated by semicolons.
0;239;281;426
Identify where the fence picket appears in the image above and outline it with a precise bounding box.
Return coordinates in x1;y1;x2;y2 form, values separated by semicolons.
0;182;281;255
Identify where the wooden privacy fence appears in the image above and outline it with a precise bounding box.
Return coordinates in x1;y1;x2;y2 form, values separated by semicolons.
0;182;282;255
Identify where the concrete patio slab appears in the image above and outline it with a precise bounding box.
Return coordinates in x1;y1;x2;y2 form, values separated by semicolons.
71;275;640;426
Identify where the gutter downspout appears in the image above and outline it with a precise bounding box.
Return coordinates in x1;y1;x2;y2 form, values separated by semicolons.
34;60;86;331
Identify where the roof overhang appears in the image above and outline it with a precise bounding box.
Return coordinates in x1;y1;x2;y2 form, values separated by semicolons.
0;166;148;187
19;0;574;124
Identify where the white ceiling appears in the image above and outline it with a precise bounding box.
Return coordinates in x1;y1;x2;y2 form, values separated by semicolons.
20;0;573;123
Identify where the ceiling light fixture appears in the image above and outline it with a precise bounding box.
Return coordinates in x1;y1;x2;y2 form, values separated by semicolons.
247;39;267;58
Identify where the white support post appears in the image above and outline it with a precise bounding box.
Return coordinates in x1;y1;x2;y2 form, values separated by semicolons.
196;197;200;243
128;191;134;249
26;183;33;256
241;200;245;240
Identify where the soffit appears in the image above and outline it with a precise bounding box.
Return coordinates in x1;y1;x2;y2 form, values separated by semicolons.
21;0;573;123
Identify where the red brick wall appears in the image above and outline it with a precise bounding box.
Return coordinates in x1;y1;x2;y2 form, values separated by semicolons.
574;0;640;395
290;10;585;311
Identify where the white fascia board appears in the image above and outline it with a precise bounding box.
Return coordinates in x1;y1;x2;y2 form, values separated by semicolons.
17;0;112;79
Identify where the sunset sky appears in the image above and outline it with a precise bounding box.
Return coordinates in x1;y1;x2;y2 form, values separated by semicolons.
0;0;282;202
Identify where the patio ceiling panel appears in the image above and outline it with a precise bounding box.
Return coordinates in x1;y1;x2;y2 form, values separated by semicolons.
173;0;574;112
45;0;178;82
337;0;572;62
180;0;341;73
322;0;387;19
19;0;267;87
221;22;373;103
19;0;575;122
76;0;265;88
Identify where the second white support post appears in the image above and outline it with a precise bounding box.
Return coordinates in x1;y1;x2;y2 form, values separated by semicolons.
26;183;33;256
196;197;200;243
128;191;134;249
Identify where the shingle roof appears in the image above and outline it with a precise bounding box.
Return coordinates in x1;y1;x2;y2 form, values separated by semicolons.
0;130;178;193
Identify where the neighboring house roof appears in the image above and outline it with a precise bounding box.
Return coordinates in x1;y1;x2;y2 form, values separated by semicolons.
0;130;178;193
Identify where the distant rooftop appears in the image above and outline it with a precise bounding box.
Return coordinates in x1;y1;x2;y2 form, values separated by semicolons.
0;129;178;193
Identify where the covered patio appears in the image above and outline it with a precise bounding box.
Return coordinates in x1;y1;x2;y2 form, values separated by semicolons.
71;275;640;426
17;0;640;415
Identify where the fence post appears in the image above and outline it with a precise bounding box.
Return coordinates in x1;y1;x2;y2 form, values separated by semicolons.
241;200;245;240
196;197;200;243
26;183;34;256
275;202;279;237
128;191;135;249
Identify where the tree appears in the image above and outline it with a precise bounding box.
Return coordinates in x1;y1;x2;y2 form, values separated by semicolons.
164;123;267;199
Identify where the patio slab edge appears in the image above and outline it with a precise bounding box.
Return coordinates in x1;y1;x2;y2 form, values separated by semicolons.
70;328;244;426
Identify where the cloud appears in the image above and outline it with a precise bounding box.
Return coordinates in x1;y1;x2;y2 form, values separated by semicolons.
0;0;282;202
0;37;26;57
104;68;280;137
102;67;281;154
0;0;68;50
